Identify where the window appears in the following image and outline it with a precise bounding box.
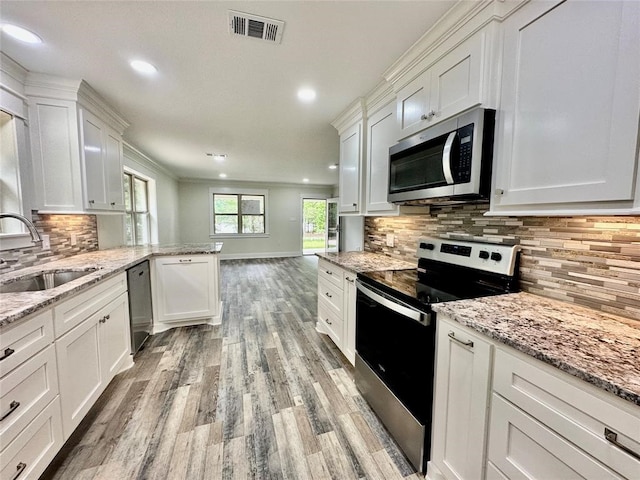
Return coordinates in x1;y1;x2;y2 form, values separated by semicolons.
210;188;268;237
124;172;150;245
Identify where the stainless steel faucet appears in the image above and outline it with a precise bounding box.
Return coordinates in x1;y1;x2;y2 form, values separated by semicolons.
0;212;43;244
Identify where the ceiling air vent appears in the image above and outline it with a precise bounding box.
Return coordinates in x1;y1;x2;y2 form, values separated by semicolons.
228;10;285;44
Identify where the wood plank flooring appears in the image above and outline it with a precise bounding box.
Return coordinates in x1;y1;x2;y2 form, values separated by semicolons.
42;256;421;480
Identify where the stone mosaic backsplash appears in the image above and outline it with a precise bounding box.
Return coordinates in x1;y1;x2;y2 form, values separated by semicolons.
364;203;640;322
0;213;98;272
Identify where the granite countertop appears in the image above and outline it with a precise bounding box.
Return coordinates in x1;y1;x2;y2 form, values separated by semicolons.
316;251;415;273
0;243;223;328
433;292;640;406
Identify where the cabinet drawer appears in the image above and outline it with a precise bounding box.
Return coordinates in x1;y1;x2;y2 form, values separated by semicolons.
488;394;623;479
0;346;58;451
493;348;640;479
318;298;343;347
0;397;63;480
318;259;344;290
54;272;126;338
318;278;343;313
0;310;53;378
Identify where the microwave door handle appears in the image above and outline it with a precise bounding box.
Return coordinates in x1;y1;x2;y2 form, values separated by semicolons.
442;131;457;185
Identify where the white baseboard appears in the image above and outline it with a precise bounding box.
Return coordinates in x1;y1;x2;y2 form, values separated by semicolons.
218;251;301;260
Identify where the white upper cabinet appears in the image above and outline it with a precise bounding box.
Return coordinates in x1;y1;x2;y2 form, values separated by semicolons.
366;99;399;214
396;29;486;140
491;0;640;215
26;75;128;214
339;122;363;214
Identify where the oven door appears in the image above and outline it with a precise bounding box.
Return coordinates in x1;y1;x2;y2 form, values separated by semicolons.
355;279;436;472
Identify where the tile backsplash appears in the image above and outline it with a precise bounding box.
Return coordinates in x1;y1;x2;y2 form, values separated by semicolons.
365;203;640;322
0;213;98;272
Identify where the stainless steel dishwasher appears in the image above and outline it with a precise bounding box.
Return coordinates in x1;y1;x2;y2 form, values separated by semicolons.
127;260;153;353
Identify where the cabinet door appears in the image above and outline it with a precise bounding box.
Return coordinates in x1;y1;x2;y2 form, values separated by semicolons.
366;102;399;214
80;108;109;210
55;314;102;438
343;274;357;366
493;0;640;209
99;293;131;383
431;317;492;480
104;129;125;211
430;30;484;124
338;122;362;214
396;72;431;139
154;256;218;323
488;394;623;480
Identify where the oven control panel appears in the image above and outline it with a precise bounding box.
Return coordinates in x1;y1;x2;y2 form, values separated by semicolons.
417;237;520;276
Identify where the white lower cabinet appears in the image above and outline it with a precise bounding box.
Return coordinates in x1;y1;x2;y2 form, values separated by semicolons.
56;291;130;438
0;397;63;480
428;317;493;480
152;255;221;330
429;314;640;480
316;258;356;366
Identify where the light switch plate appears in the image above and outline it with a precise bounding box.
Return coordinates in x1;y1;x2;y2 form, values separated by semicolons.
42;234;50;250
386;233;395;247
70;233;77;246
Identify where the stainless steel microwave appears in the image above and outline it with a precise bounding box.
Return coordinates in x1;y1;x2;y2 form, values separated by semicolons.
388;108;495;203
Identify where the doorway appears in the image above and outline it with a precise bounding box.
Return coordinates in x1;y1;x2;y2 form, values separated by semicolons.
302;198;327;255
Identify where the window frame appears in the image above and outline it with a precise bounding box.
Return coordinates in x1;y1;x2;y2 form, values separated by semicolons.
209;187;269;238
124;171;151;246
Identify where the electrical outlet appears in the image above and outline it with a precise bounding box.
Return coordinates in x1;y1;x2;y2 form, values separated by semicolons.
42;234;50;251
386;233;395;247
70;233;77;246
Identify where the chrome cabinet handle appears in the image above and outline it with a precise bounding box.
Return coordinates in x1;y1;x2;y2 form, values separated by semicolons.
179;259;192;263
88;200;95;204
325;318;332;325
325;292;332;298
420;110;436;121
352;203;357;207
105;314;110;320
99;314;110;324
325;270;332;275
110;202;116;206
448;331;474;348
345;277;354;283
0;347;15;361
11;463;27;480
604;428;640;460
0;400;20;421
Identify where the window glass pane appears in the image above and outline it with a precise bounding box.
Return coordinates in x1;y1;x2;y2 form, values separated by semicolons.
123;174;132;211
124;213;134;245
214;194;238;214
133;177;148;212
241;195;264;214
134;213;150;245
242;215;264;234
215;214;238;233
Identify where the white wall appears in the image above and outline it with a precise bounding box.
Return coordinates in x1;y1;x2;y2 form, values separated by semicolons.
179;179;334;259
97;143;180;248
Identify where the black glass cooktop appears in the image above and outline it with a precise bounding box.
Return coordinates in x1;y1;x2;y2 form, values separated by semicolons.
358;266;510;310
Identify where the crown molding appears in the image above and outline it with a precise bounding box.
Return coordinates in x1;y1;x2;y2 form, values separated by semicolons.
331;97;366;135
123;142;178;180
364;81;395;118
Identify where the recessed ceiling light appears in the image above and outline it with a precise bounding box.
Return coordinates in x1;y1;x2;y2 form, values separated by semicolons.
130;60;158;75
1;24;42;44
303;178;309;183
297;88;316;103
328;164;338;170
219;173;227;178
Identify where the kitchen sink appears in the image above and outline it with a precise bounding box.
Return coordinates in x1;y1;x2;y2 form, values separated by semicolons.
0;268;98;293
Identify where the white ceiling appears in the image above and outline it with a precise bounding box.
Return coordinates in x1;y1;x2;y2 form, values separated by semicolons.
1;1;456;185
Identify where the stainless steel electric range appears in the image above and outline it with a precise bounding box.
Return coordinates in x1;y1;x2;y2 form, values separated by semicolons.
354;237;521;473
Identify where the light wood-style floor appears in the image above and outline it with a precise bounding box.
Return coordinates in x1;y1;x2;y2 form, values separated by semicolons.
42;256;421;479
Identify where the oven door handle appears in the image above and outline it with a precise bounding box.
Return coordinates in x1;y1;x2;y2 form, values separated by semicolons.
356;280;430;325
442;131;457;185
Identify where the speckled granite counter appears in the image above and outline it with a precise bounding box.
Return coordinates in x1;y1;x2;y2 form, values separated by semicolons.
0;243;223;328
433;292;640;406
316;251;415;273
